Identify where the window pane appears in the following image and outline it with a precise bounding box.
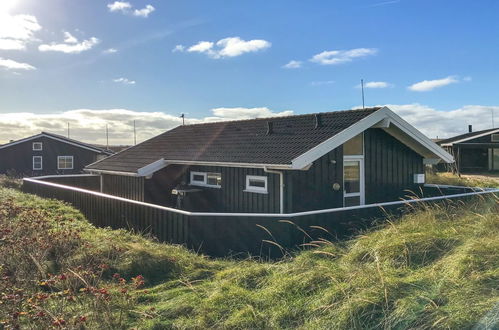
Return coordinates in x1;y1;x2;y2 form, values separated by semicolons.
249;179;266;188
344;161;360;193
193;174;204;182
207;173;221;186
344;196;360;207
343;134;363;155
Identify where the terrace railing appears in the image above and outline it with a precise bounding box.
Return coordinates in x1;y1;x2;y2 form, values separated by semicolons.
22;175;499;257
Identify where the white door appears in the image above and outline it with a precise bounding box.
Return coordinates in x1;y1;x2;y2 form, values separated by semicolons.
343;157;365;207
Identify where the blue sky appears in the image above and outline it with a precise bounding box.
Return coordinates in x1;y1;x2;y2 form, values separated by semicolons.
0;0;498;144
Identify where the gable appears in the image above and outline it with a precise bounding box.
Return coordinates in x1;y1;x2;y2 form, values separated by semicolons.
0;133;108;154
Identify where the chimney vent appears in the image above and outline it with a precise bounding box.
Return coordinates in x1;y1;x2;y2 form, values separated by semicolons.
468;125;473;133
266;121;273;135
314;114;322;128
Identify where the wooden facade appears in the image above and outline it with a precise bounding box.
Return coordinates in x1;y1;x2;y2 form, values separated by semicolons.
0;135;109;177
106;128;425;213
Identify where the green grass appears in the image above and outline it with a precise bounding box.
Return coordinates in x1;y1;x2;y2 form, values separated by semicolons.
427;172;499;188
1;179;498;329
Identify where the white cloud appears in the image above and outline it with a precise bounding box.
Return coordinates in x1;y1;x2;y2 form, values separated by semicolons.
186;37;271;59
39;33;100;54
356;81;392;89
0;57;36;70
63;31;78;44
408;76;462;92
108;2;155;17
381;103;499;138
103;48;118;54
310;48;378;65
0;107;294;145
172;44;185;52
283;60;302;69
107;1;132;12
133;5;155;17
113;77;136;85
0;14;41;50
188;41;214;53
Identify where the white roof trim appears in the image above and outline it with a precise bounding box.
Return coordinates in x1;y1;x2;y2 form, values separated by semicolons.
137;158;168;176
440;128;499;146
0;133;106;153
291;107;454;169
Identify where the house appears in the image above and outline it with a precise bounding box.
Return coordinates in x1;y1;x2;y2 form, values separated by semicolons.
85;107;453;213
437;126;499;173
0;132;113;177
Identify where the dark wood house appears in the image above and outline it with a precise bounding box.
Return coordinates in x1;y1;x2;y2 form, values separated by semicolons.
85;107;453;213
0;132;112;177
437;126;499;173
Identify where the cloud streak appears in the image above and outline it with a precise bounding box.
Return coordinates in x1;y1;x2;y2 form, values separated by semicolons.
107;2;155;17
357;81;392;89
113;77;136;85
39;32;100;54
310;48;378;65
0;57;36;70
408;76;465;92
283;60;302;69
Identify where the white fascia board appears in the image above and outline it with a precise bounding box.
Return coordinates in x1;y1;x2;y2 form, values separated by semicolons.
440;128;499;146
291;107;454;169
137;158;168;176
0;133;104;153
291;109;389;169
383;108;454;163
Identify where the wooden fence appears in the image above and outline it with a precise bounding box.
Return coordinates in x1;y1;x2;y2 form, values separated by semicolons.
22;176;499;257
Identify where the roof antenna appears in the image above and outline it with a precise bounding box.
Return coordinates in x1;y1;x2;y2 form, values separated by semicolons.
180;113;185;125
106;124;109;150
361;79;365;109
133;120;137;145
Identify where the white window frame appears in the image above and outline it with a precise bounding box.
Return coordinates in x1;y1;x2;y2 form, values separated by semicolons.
245;175;268;194
33;156;43;170
57;156;74;170
492;134;499;142
189;171;221;188
32;142;43;151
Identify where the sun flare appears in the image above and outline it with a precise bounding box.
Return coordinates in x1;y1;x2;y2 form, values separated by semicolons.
0;0;20;14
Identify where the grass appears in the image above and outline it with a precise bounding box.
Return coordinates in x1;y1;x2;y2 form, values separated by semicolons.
427;172;499;188
0;176;498;329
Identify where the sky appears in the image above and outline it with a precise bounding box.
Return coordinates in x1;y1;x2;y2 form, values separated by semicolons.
1;0;499;145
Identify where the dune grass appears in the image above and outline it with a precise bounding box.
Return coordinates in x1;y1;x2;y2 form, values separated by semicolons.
0;179;498;329
427;172;499;188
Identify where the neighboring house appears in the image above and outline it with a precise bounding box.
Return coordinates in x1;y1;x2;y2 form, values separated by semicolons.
0;132;113;177
85;107;453;213
437;126;499;173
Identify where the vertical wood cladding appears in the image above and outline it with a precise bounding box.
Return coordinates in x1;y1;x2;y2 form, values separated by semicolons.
102;174;144;201
364;128;423;203
0;136;103;176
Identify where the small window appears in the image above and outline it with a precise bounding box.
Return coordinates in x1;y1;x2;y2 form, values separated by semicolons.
190;171;221;187
245;175;268;193
33;156;42;170
343;133;364;156
492;134;499;142
32;142;43;151
57;156;74;170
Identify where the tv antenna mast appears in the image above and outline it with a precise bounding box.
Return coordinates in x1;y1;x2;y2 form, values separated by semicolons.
361;79;365;109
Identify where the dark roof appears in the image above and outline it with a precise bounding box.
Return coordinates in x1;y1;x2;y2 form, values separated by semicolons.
437;128;499;145
0;131;112;154
87;107;380;173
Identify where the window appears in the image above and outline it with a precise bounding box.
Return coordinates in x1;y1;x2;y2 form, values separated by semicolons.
57;156;74;169
32;142;43;151
190;171;222;187
33;156;42;170
343;133;364;155
492;134;499;142
245;175;268;193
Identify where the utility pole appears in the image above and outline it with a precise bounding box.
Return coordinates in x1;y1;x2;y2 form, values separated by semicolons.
492;109;496;128
106;124;109;150
361;79;365;110
180;113;185;125
133;120;137;145
67;123;70;138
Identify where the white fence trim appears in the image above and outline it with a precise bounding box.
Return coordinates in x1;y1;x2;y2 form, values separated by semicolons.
23;177;499;219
